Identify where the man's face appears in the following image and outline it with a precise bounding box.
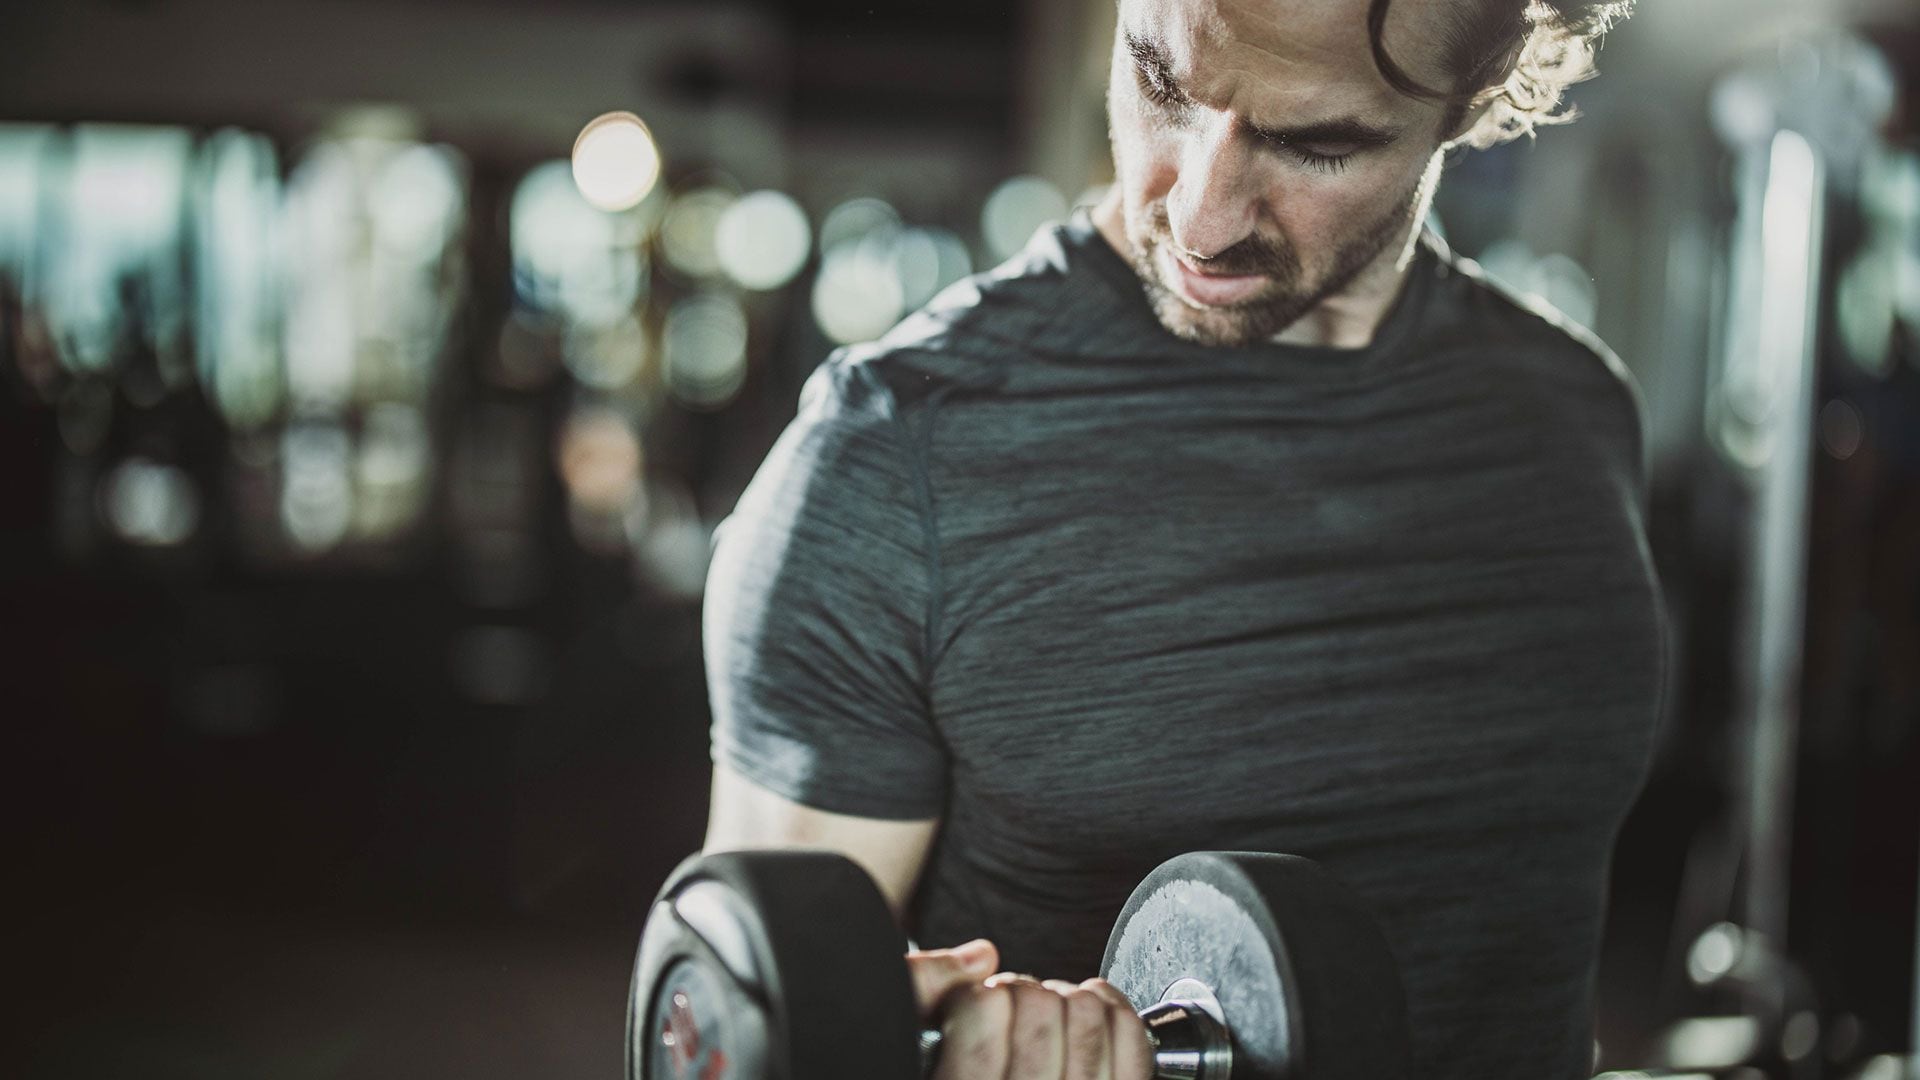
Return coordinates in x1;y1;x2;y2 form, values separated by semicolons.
1107;0;1459;346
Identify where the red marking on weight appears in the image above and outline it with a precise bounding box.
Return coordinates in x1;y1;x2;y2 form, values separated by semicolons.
662;990;702;1077
700;1049;730;1080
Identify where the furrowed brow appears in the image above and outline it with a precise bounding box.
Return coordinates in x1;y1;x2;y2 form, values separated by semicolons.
1124;32;1186;97
1125;29;1404;148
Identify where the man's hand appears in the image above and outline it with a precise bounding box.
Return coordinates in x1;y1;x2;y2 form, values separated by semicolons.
907;940;1155;1080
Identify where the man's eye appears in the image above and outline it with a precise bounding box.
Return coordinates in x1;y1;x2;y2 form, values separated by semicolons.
1134;67;1185;110
1273;142;1361;174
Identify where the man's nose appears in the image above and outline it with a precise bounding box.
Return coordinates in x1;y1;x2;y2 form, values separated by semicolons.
1167;117;1261;258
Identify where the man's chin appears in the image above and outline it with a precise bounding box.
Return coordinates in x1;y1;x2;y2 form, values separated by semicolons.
1127;239;1311;347
1142;277;1313;348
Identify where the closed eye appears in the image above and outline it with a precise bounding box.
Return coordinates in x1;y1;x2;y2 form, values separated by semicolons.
1268;140;1361;174
1132;61;1189;112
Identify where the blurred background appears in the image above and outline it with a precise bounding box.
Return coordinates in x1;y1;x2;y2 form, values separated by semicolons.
5;0;1918;1077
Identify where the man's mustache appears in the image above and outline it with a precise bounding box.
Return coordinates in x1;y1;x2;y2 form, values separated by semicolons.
1146;203;1296;279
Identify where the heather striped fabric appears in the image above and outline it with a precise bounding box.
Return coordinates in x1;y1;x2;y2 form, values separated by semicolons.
705;210;1666;1080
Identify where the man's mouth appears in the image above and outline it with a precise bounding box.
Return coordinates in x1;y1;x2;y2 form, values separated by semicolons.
1158;245;1271;308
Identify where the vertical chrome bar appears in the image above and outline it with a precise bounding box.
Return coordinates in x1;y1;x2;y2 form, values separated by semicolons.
1736;130;1824;948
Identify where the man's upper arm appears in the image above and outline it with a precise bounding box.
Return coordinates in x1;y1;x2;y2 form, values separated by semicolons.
703;761;939;920
701;353;949;833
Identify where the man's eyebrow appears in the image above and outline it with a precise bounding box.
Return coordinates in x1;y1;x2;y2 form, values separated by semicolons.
1249;117;1405;148
1123;29;1404;147
1124;31;1185;97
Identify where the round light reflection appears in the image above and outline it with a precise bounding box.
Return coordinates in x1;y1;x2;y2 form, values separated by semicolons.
660;187;737;280
571;111;662;213
982;175;1068;261
715;190;811;291
102;457;200;547
812;241;904;345
663;293;749;409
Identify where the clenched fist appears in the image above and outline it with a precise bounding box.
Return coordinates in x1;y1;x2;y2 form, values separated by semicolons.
906;939;1154;1080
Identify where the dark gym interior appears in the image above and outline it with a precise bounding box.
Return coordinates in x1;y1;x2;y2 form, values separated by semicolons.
6;1;1920;1077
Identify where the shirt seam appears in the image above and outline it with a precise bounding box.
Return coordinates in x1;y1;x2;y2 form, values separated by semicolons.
852;362;950;717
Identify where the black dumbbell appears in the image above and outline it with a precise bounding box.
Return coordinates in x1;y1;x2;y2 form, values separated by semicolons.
627;849;1409;1080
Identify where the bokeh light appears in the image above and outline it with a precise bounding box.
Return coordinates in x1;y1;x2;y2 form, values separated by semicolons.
892;225;971;310
662;293;749;409
808;196;932;345
981;174;1068;262
278;132;468;418
353;402;431;540
818;196;901;254
511;160;649;326
659;186;737;281
558;402;645;554
562;311;650;390
369;143;466;260
192;128;285;429
1686;922;1743;985
558;404;643;516
49;125;195;377
280;421;354;553
101;457;200;547
0;124;52;282
278;141;359;414
715;190;811;291
570;111;662;213
811;238;904;346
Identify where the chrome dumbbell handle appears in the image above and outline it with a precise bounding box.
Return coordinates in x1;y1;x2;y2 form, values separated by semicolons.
918;996;1234;1080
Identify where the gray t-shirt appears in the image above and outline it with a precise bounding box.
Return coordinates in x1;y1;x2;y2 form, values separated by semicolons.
704;210;1666;1080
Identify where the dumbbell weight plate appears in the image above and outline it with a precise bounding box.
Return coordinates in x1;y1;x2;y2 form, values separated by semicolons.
1100;852;1410;1080
628;850;921;1080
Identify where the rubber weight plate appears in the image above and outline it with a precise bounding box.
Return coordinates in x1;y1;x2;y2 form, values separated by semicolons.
1100;852;1410;1080
628;850;920;1080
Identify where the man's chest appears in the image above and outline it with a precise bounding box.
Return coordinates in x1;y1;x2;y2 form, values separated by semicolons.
918;410;1663;854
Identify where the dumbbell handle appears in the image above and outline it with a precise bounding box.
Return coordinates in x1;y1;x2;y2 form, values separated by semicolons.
919;999;1232;1080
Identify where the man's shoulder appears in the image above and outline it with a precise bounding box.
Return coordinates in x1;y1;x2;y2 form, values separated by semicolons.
1424;235;1645;422
830;221;1113;405
1417;234;1649;478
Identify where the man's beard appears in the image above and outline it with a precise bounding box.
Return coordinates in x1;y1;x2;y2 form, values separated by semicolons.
1122;194;1416;348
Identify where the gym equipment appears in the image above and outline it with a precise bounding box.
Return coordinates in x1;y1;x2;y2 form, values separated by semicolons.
626;848;1409;1080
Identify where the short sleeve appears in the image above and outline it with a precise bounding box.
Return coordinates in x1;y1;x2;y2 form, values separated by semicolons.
703;354;947;820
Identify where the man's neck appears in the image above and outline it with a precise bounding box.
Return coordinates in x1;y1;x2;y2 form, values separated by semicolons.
1267;238;1421;349
1089;188;1421;350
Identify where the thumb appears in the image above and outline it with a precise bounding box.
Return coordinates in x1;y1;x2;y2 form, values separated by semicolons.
906;938;999;1017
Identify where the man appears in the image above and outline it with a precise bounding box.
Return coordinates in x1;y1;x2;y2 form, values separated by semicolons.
700;0;1664;1076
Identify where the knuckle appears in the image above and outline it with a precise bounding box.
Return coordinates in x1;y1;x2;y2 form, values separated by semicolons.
937;987;1012;1080
966;984;1015;1030
1064;987;1108;1026
1007;981;1062;1023
1064;990;1111;1058
1006;984;1065;1064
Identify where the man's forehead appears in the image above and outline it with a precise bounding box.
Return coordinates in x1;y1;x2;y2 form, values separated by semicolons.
1122;0;1455;111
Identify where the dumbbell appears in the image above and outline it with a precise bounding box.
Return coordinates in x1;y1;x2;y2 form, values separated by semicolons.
626;849;1409;1080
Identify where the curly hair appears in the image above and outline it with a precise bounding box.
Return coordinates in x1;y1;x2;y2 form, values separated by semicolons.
1367;0;1637;149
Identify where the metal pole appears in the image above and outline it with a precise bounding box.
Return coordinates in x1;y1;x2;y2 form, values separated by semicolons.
1716;127;1825;950
1742;129;1826;946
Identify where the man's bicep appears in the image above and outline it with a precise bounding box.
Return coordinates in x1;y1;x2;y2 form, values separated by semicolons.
702;761;939;920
